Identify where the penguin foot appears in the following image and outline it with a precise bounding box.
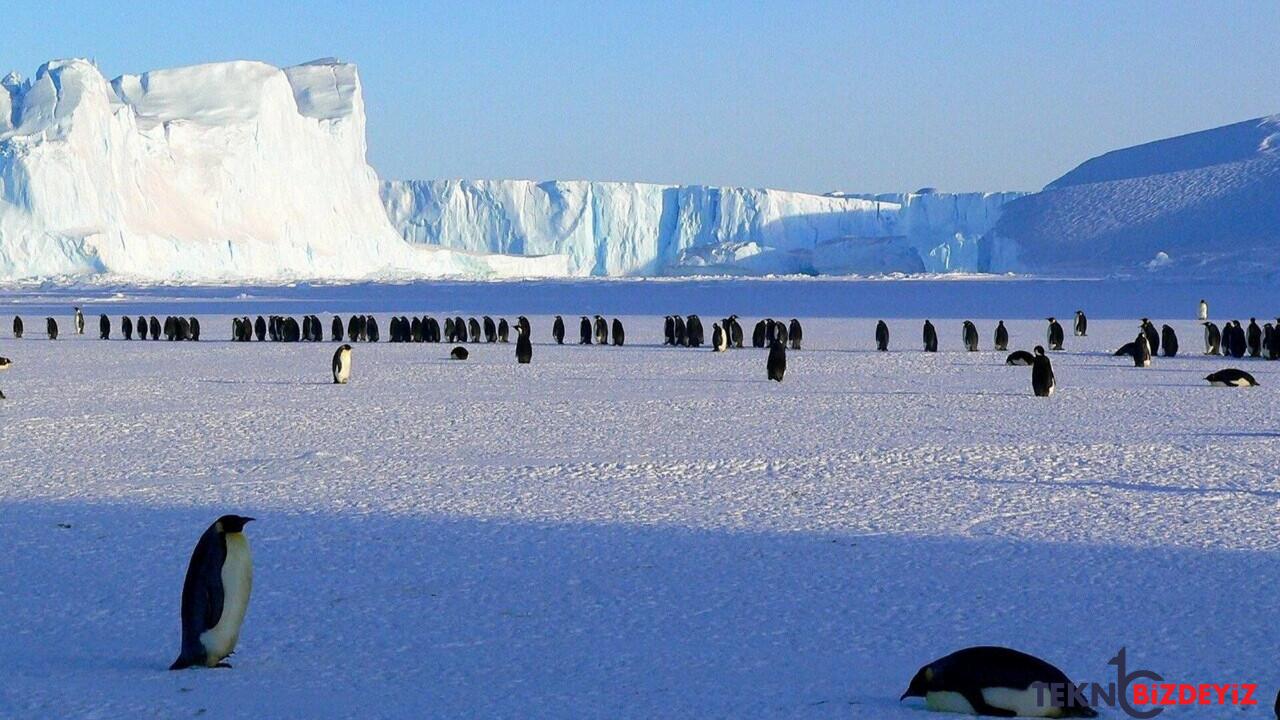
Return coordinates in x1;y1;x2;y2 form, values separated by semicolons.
214;662;233;669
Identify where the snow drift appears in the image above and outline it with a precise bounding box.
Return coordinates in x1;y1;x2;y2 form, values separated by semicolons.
0;58;568;282
381;180;1021;276
983;114;1280;278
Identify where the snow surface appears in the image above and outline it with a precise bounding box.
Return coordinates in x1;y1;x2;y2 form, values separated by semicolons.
0;59;568;282
1;279;1277;718
381;181;1021;276
987;115;1280;279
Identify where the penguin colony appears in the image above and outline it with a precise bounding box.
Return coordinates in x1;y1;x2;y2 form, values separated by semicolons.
0;305;1270;400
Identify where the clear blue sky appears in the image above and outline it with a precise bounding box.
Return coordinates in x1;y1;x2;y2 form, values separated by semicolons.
8;1;1279;193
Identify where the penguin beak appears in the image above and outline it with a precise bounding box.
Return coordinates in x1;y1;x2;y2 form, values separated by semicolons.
243;517;256;524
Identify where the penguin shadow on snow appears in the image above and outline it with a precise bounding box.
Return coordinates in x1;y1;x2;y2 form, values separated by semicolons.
197;379;333;387
974;475;1280;501
2;500;1277;717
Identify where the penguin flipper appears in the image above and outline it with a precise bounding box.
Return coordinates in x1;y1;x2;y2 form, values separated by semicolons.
962;690;1016;718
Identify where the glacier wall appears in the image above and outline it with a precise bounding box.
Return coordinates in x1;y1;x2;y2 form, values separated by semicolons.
381;180;1023;277
0;58;569;282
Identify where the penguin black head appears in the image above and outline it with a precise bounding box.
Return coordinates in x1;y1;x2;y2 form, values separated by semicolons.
1046;317;1054;322
900;665;931;700
1034;345;1046;355
215;515;255;534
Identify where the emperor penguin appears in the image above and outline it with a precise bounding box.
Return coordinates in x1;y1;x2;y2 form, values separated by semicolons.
553;316;565;345
1203;321;1221;355
164;316;176;341
467;318;481;344
788;319;803;350
1073;310;1087;336
444;317;455;343
752;320;767;348
594;315;608;345
1205;368;1258;387
579;316;593;344
922;320;938;352
256;316;268;342
774;322;788;349
517;316;531;338
712;323;728;352
1140;319;1160;356
663;316;675;346
1113;341;1138;357
1031;346;1055;396
516;324;533;364
993;321;1008;351
332;316;344;342
74;306;84;335
0;355;11;399
483;316;497;343
900;646;1097;717
1198;299;1208;321
687;315;705;347
348;315;361;343
611;318;625;346
962;321;979;351
452;316;466;343
1161;325;1178;357
1247;318;1262;357
365;316;379;343
139;315;149;340
332;344;353;384
672;315;687;347
12;316;22;339
729;316;744;348
766;338;786;382
122;315;134;340
170;515;255;670
99;314;111;340
1133;332;1152;367
1006;350;1035;366
450;346;469;360
497;318;510;343
1045;318;1064;351
190;317;201;342
876;320;889;351
1229;320;1247;358
46;317;58;340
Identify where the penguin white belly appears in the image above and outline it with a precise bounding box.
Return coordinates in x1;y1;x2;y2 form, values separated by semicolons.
926;688;1064;717
335;359;351;384
200;533;253;665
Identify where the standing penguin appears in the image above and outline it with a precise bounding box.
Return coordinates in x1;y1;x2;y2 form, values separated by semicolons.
1203;321;1221;355
12;316;22;339
611;318;625;346
876;320;890;351
332;344;352;384
766;339;786;382
962;321;979;351
663;316;675;345
993;321;1008;351
516;324;533;364
331;316;344;342
483;316;497;343
1031;346;1055;396
1073;310;1087;337
752;320;767;348
922;320;938;352
1229;321;1247;358
516;316;531;338
122;316;134;340
46;317;58;340
900;646;1097;717
579;316;592;344
467;318;481;344
788;319;803;350
553;315;565;345
1134;332;1152;367
686;315;704;347
1198;299;1208;321
1161;325;1179;357
729;317;744;348
712;323;728;352
1045;318;1064;351
1140;319;1160;356
190;318;201;342
672;315;687;347
594;315;608;345
497;318;510;343
73;307;84;335
99;314;111;340
1247;319;1262;357
170;515;255;670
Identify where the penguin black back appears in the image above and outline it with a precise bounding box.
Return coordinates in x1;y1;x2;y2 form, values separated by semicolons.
901;646;1096;717
788;319;803;350
1032;346;1055;396
922;320;937;352
579;316;592;344
766;339;786;382
752;320;766;348
484;316;496;343
12;316;22;339
962;320;979;352
46;317;58;340
993;321;1008;351
875;320;889;351
611;318;625;346
450;346;469;360
515;324;532;364
1161;325;1178;357
553;315;565;344
122;315;133;340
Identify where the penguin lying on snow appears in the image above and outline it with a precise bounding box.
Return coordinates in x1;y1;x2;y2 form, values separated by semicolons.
171;515;255;670
901;646;1097;717
1205;368;1258;387
1005;350;1035;366
0;355;11;399
450;346;469;360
